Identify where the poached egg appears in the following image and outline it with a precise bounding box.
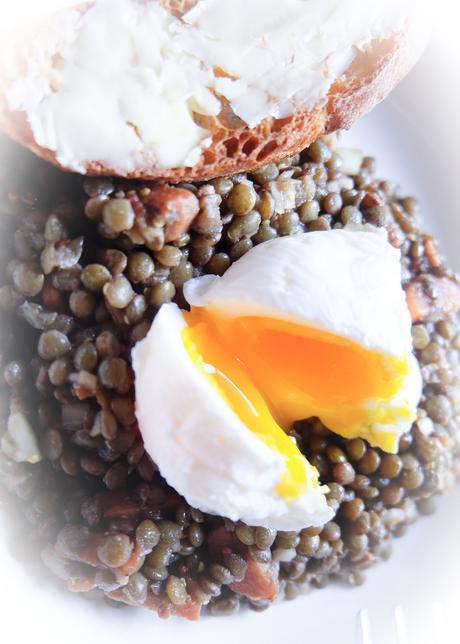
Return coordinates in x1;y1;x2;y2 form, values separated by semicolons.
132;229;422;529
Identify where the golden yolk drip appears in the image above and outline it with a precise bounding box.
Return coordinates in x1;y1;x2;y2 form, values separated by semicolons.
215;316;410;434
182;309;411;497
182;313;310;499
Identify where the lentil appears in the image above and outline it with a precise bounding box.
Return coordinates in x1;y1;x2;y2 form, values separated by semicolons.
81;264;111;292
73;342;98;372
38;330;71;360
127;252;155;283
357;450;381;475
207;253;231;276
102;199;135;233
98;358;129;390
170;260;193;286
149;281;176;307
95;331;121;359
103;275;134;309
12;263;44;296
379;454;403;479
426;395;453;425
69;290;96;318
124;294;147;324
124;572;148;603
227;183;257;216
308;140;331;163
97;534;133;568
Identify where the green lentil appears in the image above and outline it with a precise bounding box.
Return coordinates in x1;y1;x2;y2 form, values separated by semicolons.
333;462;356;485
69;290;96;318
149;281;176;307
124;295;147;325
103;275;134;309
341;498;364;520
323;192;343;215
308;140;332;163
256;190;275;220
255;527;276;549
230;239;253;260
102;199;135;233
253;223;278;244
166;576;188;605
81;264;111;292
227;183;257;216
357;450;381;475
95;331;121;359
127;252;155;284
85;196;108;220
379;454;403;479
341;205;362;225
147;545;173;569
124;572;148;603
235;524;255;546
412;325;430;350
74;342;98;372
97;534;133;568
12;263;44;297
170;260;193;286
3;361;26;387
309;216;331;231
98;358;129;390
155;245;183;268
188;524;204;548
425;395;453;425
38;330;71;361
227;211;261;242
207;253;231;276
251;164;279;184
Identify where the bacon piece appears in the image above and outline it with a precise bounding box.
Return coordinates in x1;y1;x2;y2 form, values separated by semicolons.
229;559;279;601
387;222;404;249
56;529;142;582
405;275;460;323
107;588;202;621
208;526;280;602
423;237;442;268
130;186;200;245
207;525;242;553
117;548;145;578
102;496;141;520
68;575;98;593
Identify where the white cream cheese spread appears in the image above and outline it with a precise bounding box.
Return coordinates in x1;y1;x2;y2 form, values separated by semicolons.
4;0;416;173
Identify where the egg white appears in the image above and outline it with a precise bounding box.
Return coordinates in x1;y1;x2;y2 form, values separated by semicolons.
132;302;333;530
184;229;412;356
184;228;423;450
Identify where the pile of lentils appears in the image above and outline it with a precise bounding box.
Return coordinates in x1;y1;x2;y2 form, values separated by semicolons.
0;135;460;618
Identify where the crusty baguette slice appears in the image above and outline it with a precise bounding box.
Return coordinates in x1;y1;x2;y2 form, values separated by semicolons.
0;1;427;183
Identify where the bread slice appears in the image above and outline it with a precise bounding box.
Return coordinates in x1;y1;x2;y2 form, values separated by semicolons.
0;1;427;183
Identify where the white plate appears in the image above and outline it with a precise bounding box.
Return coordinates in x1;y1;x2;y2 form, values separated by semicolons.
1;31;460;644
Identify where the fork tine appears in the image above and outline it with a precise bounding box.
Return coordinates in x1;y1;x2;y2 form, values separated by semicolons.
358;609;374;644
394;605;410;644
432;601;452;644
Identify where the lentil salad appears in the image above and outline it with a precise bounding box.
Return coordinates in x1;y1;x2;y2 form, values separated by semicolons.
0;136;459;619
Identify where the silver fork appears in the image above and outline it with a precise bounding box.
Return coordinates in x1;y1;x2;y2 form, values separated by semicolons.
357;603;457;644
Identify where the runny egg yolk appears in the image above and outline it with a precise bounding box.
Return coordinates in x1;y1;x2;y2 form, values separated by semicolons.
182;309;412;499
182;314;310;499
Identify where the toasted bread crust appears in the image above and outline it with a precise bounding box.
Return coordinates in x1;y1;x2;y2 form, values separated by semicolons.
0;2;423;183
159;0;198;17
